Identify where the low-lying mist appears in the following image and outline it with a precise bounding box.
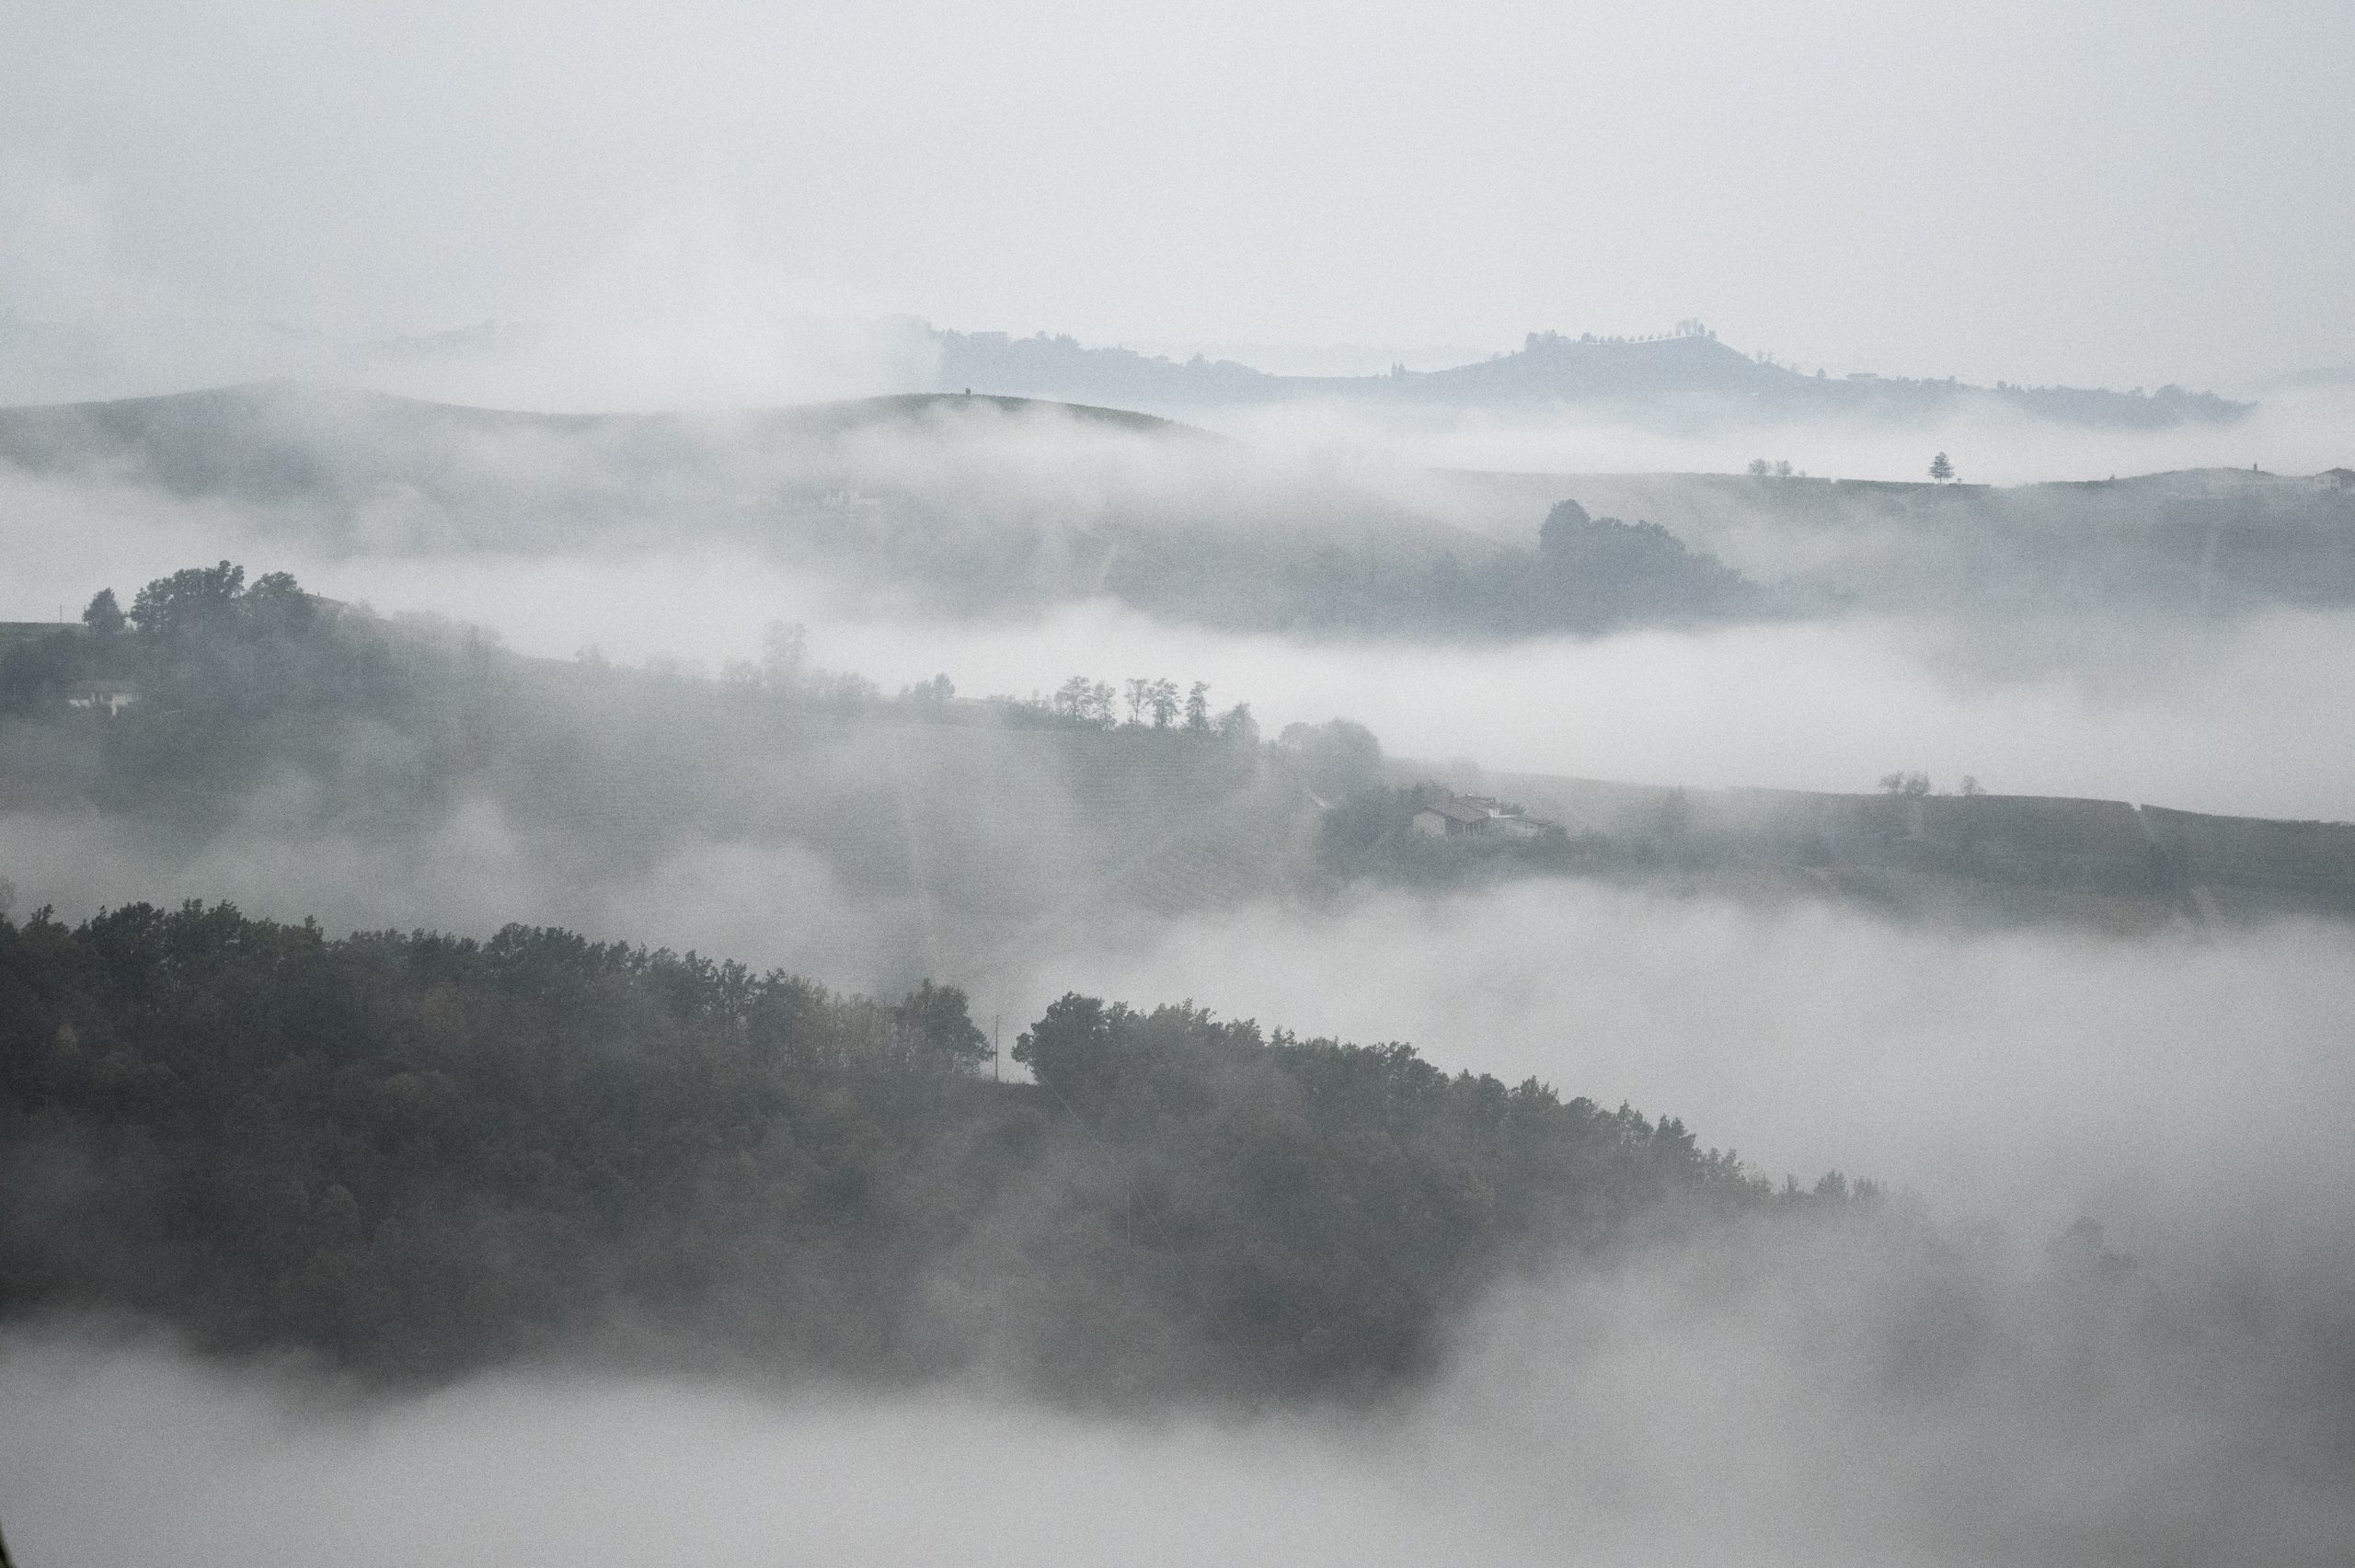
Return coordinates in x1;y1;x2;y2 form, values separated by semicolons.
6;531;2354;1568
15;888;2338;1566
12;788;2348;1258
1208;379;2355;487
6;467;2352;818
998;881;2355;1233
9;9;2353;1561
6;1183;2348;1568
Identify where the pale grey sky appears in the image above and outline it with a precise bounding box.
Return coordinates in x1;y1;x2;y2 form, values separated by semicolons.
3;0;2349;394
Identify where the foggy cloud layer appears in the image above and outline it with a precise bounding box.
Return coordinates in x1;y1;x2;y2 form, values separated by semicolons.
6;1188;2349;1568
5;1;2352;391
5;4;2352;1560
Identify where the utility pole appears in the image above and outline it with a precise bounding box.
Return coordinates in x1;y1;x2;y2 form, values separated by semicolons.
992;1014;1001;1082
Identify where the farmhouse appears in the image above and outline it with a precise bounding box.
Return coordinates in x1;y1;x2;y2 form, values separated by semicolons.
1411;797;1489;837
1411;792;1555;841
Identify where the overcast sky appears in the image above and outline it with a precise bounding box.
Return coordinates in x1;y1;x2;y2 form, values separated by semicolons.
4;0;2349;394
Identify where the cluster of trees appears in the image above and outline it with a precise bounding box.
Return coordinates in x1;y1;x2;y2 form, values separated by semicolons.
1009;674;1258;742
1;562;477;818
1094;500;1761;640
1878;772;1986;797
0;899;1854;1401
1275;718;1384;799
1521;500;1757;628
1;560;326;716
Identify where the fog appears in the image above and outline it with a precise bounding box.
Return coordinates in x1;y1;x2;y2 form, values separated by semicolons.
6;1;2353;389
6;1185;2349;1568
8;857;2353;1561
6;441;2354;818
1212;379;2355;487
10;487;2355;1562
6;3;2354;1556
24;775;2341;1233
1004;883;2355;1225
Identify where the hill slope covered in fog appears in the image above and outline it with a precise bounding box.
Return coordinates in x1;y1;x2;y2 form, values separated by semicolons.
7;383;2349;647
8;558;2355;974
1443;465;2355;621
0;383;1761;639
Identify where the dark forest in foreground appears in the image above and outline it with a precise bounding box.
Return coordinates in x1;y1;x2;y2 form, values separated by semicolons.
0;898;1835;1402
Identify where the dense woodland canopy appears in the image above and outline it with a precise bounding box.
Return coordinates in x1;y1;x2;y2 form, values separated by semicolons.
0;898;1844;1402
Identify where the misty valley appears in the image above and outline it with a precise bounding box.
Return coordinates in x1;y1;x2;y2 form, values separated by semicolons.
6;412;2355;1561
4;213;2354;1568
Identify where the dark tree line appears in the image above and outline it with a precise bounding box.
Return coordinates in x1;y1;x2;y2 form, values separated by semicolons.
1086;499;1760;640
0;899;1845;1402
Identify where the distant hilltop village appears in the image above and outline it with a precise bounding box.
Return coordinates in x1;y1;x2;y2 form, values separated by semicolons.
927;321;2249;429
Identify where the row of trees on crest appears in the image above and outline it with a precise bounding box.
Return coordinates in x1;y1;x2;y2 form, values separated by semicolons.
1031;674;1256;741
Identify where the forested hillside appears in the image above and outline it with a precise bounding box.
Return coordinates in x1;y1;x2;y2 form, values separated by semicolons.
0;899;1802;1401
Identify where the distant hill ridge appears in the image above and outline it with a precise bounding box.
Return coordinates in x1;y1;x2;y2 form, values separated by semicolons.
0;382;1191;502
933;325;2249;429
0;382;2279;487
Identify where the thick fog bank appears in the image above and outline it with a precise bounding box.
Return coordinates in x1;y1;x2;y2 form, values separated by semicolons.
5;1197;2348;1568
9;479;2353;818
1001;881;2355;1237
